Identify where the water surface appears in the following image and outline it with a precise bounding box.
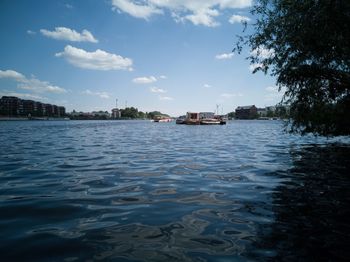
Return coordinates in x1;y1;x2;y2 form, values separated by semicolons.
0;120;349;261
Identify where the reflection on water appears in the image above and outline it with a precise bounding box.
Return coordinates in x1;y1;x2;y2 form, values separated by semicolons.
249;144;350;261
0;120;349;261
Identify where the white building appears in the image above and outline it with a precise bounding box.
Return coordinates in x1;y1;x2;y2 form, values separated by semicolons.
257;108;267;116
111;108;121;119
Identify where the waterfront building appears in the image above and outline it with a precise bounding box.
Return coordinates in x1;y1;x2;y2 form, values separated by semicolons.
53;105;59;117
257;108;267;117
58;106;65;117
0;96;21;116
19;100;36;117
235;105;258;119
111;108;121;119
34;102;44;116
0;96;65;118
44;104;54;117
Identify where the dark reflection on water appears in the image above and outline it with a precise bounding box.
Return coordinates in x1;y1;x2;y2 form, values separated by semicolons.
248;144;350;261
0;120;349;261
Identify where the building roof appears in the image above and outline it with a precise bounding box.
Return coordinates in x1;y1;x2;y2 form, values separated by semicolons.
236;105;256;110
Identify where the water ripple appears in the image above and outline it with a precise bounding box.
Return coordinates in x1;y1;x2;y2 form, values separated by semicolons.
0;120;349;261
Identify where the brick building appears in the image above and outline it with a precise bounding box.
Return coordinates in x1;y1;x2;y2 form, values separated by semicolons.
235;105;258;119
0;96;65;118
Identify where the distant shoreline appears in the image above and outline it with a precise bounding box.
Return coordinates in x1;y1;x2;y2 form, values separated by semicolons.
0;117;69;121
0;117;29;121
0;117;153;121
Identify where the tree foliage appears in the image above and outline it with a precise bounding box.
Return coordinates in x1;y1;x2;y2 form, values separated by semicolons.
236;0;350;136
227;111;235;119
119;108;169;119
147;111;170;119
120;107;139;118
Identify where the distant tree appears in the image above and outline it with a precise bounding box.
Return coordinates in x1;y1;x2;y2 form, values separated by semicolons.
147;111;161;119
227;111;235;119
235;0;350;136
266;109;274;118
121;107;139;118
275;106;289;119
251;112;259;120
138;111;146;119
147;111;169;119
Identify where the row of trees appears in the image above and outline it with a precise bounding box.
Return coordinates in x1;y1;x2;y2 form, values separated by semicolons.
266;106;289;119
227;106;289;120
119;107;169;119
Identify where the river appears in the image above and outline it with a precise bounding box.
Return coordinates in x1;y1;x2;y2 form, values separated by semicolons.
0;120;349;261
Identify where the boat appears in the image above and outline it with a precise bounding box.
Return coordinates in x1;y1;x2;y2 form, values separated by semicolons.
184;112;201;125
153;115;172;122
175;115;186;124
157;118;172;122
214;115;227;125
200;119;221;125
177;112;227;125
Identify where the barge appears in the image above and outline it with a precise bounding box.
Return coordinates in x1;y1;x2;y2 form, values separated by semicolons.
176;112;226;125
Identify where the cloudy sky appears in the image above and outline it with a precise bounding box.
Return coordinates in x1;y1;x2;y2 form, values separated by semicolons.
0;0;282;116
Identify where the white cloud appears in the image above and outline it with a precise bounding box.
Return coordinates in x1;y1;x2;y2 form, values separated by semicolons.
0;90;47;101
0;70;25;80
132;76;157;84
185;8;220;27
249;63;263;72
249;47;274;72
40;27;98;43
159;75;167;79
55;45;133;71
0;69;66;94
215;52;234;60
111;0;253;26
150;87;166;93
82;89;110;99
266;86;278;92
111;0;163;20
27;30;36;35
229;14;251;24
203;83;212;88
159;95;173;101
220;93;243;98
250;46;274;59
19;79;67;93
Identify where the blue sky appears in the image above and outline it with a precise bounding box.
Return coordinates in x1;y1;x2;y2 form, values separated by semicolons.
0;0;282;116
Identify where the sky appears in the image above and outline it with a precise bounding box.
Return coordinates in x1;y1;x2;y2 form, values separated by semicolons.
0;0;283;116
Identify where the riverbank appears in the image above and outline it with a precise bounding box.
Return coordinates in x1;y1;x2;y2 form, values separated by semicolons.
0;117;29;121
0;117;70;121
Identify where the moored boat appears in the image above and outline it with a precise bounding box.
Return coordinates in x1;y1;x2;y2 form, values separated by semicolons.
215;115;227;125
158;118;172;122
184;112;201;125
153;115;172;122
176;115;186;124
200;119;221;125
176;112;227;125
